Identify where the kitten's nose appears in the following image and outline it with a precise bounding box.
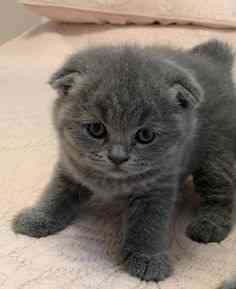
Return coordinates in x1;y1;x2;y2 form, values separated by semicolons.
108;145;129;165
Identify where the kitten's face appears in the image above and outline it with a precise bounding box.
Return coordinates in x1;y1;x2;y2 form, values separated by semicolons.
52;47;202;179
61;100;181;179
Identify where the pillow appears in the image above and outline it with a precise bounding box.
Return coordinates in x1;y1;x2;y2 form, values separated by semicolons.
21;0;236;28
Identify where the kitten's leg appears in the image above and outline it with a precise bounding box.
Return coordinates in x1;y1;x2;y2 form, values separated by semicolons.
12;162;88;238
187;151;234;243
121;181;177;282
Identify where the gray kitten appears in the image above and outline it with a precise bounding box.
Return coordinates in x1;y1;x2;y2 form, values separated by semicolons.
12;40;236;283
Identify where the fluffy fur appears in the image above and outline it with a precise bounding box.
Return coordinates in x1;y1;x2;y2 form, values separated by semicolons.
12;40;235;283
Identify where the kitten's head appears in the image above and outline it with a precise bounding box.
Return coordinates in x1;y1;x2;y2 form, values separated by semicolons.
50;46;203;179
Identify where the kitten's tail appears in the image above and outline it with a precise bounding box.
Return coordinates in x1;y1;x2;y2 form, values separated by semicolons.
216;277;236;289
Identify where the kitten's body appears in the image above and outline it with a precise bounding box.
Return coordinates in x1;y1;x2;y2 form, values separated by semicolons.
13;40;235;283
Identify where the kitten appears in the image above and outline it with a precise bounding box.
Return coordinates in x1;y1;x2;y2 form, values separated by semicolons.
12;40;235;282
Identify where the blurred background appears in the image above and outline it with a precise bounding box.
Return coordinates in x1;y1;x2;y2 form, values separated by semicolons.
0;0;41;45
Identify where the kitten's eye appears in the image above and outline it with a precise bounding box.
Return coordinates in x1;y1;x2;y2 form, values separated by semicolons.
135;128;156;144
86;122;107;139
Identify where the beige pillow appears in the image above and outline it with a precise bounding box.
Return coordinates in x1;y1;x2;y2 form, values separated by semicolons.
21;0;236;28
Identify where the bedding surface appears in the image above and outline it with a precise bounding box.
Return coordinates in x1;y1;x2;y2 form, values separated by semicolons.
21;0;236;28
0;21;236;289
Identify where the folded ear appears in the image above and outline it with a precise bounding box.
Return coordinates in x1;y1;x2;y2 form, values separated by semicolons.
190;39;234;69
49;68;80;97
165;60;204;110
49;50;85;97
169;81;203;110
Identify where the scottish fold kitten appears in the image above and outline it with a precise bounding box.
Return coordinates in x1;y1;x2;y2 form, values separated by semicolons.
13;40;235;282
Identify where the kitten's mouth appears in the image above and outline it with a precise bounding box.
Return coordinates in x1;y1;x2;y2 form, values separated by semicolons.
112;167;125;173
108;166;127;178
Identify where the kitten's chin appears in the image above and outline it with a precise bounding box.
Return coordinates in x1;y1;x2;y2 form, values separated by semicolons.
105;167;147;179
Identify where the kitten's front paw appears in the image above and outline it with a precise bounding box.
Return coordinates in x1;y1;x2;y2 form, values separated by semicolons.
12;207;62;238
186;213;231;243
123;251;172;282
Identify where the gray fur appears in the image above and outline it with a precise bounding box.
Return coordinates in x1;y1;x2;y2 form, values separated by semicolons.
12;39;235;283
